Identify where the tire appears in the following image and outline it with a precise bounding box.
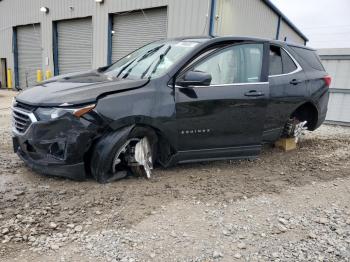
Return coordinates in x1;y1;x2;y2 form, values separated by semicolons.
90;126;157;183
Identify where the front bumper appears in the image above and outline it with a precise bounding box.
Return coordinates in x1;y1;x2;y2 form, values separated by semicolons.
16;145;86;180
12;114;99;180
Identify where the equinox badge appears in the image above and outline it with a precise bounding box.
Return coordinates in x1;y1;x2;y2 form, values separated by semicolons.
180;129;211;135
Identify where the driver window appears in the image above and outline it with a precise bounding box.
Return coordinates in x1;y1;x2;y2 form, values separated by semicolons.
193;44;264;85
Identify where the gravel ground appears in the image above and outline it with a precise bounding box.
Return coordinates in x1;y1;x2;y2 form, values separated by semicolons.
0;90;350;261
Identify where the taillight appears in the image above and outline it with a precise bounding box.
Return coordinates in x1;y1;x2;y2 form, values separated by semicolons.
323;75;332;87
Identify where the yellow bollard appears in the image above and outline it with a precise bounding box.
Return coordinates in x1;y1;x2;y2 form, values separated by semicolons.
37;70;43;83
7;69;12;89
45;70;52;80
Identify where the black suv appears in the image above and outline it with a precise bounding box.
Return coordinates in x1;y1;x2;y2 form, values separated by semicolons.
12;36;331;183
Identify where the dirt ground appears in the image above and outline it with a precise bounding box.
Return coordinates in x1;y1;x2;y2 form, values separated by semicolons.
0;89;349;261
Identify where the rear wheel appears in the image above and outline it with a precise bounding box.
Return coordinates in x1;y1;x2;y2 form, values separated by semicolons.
282;117;307;140
282;117;300;138
281;103;318;140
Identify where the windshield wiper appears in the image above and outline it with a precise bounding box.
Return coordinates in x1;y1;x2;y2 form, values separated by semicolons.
115;58;137;78
110;44;164;79
120;45;164;79
143;46;172;79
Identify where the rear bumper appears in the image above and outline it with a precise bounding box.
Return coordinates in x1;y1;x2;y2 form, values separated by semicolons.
315;112;327;130
12;114;100;180
314;89;330;130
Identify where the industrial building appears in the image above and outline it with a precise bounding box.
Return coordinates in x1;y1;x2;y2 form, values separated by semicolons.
319;48;350;125
0;0;308;89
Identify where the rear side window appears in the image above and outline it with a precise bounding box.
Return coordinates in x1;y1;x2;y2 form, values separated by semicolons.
269;46;283;75
269;45;298;76
281;49;297;73
290;47;325;71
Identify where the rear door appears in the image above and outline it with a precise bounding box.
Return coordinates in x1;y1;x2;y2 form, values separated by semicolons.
175;42;269;158
264;44;308;140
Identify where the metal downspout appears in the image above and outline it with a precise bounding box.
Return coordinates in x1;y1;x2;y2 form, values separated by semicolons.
276;15;281;40
107;14;113;65
12;27;19;89
52;22;59;76
209;0;216;36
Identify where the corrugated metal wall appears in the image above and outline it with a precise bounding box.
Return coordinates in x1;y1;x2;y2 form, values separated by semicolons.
0;0;210;86
92;0;210;66
215;0;278;39
326;93;350;124
16;24;42;88
319;49;350;124
0;0;306;86
56;18;93;75
0;0;94;88
111;7;168;62
278;20;305;45
214;0;305;45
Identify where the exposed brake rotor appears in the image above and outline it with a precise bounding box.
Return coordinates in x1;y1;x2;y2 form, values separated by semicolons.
111;137;152;180
293;121;308;142
111;138;139;181
134;137;153;178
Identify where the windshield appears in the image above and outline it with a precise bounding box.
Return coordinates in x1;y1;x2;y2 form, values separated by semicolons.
104;40;199;80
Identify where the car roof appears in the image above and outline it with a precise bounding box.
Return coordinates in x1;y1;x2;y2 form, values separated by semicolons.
270;39;316;51
171;35;269;42
169;36;316;51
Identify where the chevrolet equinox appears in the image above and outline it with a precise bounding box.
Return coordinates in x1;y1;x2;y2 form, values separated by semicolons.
12;36;331;183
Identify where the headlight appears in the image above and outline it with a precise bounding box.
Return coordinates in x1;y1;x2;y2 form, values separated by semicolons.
35;104;95;120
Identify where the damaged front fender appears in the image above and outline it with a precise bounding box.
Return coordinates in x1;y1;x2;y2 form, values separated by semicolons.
90;125;134;183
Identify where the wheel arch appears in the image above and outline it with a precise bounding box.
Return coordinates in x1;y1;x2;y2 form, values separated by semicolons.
84;122;175;176
290;101;319;130
128;124;176;167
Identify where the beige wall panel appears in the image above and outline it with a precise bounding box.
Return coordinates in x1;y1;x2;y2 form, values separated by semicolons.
279;20;304;45
215;0;278;39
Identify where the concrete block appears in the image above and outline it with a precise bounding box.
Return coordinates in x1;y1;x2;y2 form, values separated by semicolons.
275;138;297;151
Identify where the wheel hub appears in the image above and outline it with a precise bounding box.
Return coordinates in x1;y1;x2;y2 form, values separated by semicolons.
112;137;153;178
112;138;140;174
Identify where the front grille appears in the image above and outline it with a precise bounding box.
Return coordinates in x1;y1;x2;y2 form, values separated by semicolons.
12;104;37;134
15;101;36;112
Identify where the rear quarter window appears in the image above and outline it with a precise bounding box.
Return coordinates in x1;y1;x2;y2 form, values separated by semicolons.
290;47;325;71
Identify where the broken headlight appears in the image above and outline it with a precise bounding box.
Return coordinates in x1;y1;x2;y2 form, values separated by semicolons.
35;104;96;121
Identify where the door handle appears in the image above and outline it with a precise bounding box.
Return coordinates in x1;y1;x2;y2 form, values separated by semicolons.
244;90;264;97
290;79;302;85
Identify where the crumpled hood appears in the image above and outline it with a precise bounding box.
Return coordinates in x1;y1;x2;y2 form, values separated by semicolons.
15;70;149;107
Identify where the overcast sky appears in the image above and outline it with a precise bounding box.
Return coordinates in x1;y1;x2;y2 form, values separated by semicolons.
271;0;350;48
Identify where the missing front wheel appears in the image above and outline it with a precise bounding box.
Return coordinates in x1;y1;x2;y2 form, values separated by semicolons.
112;137;153;180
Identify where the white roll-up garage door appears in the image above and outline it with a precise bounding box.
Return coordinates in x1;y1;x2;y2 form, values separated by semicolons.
112;7;168;62
17;24;42;88
57;18;93;75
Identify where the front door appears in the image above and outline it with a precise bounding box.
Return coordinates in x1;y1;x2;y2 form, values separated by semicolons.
175;42;269;159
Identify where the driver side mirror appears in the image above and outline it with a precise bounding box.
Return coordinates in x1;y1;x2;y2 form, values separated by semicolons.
176;70;212;88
